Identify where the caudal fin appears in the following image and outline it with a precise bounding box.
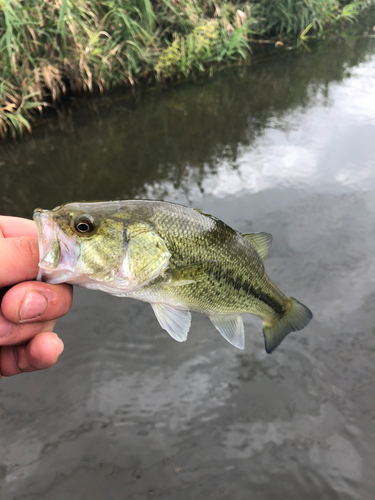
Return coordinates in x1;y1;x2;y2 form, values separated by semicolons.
263;297;312;354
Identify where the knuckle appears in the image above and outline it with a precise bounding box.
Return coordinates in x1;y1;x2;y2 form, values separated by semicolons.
17;237;39;262
0;346;20;377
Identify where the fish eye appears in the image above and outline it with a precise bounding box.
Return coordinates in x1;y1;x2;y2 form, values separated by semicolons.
74;214;95;234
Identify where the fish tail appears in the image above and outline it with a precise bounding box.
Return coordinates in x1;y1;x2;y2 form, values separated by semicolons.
263;297;312;354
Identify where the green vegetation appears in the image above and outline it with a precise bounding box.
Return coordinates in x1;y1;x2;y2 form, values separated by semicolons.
0;0;373;138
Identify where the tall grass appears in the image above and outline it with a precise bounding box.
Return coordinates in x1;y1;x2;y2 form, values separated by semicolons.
254;0;370;36
0;0;373;138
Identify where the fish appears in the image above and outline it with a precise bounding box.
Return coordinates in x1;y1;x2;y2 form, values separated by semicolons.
33;200;312;353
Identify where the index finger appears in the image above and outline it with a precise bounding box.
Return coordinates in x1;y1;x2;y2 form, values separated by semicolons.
0;237;39;288
0;216;37;239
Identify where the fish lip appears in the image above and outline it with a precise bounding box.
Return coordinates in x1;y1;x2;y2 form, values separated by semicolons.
33;209;56;281
33;208;80;284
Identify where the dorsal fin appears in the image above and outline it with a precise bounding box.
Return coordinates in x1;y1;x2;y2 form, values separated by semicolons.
242;232;273;261
194;208;220;221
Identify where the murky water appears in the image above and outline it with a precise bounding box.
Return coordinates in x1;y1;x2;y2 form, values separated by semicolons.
1;35;375;500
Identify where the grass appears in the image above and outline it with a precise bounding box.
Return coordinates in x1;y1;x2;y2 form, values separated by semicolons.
0;0;373;139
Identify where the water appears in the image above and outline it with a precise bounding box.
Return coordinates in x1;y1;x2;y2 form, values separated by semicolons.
1;35;375;499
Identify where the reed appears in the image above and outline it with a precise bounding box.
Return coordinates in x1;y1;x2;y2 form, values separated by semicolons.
0;0;372;138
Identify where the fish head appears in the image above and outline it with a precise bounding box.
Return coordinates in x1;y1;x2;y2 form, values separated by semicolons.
33;202;127;287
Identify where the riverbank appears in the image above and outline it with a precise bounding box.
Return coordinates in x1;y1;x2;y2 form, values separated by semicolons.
1;0;374;139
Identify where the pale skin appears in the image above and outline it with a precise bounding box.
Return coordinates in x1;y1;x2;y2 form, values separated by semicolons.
0;216;73;378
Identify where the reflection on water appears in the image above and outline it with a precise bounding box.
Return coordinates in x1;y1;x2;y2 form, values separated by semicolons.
0;36;374;216
1;35;375;500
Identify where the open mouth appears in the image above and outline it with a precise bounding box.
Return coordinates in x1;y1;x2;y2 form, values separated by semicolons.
33;209;76;284
33;209;60;281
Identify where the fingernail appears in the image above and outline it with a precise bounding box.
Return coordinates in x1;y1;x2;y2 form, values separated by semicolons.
0;313;13;339
55;336;64;356
20;292;48;321
49;333;64;358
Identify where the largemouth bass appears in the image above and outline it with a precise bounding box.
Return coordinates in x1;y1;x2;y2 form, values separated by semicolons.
33;200;312;353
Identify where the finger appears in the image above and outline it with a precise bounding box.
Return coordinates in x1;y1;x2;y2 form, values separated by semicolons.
0;332;64;378
0;236;39;288
0;316;56;346
0;216;37;239
1;282;73;324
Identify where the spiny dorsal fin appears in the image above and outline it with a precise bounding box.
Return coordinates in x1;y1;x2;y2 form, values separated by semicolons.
209;314;245;349
242;232;273;261
151;303;191;342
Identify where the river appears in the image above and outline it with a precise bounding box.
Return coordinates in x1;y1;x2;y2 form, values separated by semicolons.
1;34;375;499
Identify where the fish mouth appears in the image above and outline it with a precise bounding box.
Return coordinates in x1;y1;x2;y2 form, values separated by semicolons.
33;209;76;284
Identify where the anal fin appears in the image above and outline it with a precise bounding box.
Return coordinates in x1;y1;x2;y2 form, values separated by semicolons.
151;303;191;342
210;314;245;349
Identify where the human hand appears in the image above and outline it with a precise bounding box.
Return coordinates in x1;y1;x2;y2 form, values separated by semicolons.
0;216;73;378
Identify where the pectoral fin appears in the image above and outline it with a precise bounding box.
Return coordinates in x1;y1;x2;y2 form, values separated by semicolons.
242;232;273;260
123;224;171;285
151;303;191;342
164;261;217;286
209;314;245;349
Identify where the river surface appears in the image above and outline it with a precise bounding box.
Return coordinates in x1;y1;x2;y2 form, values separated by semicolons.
1;34;375;500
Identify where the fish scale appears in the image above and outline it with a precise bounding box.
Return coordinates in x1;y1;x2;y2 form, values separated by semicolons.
33;200;312;353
